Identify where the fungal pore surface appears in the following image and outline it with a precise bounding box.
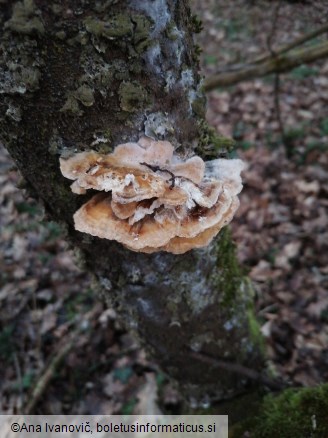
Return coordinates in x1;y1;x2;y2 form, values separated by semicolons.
60;137;244;254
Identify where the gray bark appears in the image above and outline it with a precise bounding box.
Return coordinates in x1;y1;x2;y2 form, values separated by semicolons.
0;0;264;404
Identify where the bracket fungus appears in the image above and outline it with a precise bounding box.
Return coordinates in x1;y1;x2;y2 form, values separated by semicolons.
60;137;244;254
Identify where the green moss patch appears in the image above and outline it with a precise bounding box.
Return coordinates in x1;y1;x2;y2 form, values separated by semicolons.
241;385;328;437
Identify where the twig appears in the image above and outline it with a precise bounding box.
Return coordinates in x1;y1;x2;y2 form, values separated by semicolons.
266;1;282;57
140;162;176;188
274;73;285;140
24;333;78;414
266;1;286;141
204;40;328;91
189;350;286;391
13;353;24;409
22;305;100;414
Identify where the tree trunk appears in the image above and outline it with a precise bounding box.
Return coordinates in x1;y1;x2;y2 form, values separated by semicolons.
0;0;264;404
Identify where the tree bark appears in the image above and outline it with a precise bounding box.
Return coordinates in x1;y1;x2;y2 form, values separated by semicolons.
0;0;264;404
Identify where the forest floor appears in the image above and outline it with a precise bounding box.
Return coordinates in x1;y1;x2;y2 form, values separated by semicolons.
1;0;327;414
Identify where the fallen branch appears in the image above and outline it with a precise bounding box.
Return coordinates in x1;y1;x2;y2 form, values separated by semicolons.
253;21;328;65
204;40;328;91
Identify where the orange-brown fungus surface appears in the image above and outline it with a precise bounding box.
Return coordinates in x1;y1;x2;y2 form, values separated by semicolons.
60;137;244;253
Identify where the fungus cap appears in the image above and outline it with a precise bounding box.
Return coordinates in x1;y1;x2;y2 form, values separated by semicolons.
74;193;179;250
60;137;245;254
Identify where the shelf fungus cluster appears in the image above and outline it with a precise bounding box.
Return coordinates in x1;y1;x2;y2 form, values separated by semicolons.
60;137;244;254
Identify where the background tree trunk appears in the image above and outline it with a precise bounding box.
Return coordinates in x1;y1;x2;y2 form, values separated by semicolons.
0;0;264;403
